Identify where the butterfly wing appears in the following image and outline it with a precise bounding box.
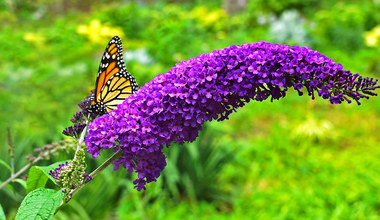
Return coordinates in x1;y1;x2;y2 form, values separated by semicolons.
89;36;138;115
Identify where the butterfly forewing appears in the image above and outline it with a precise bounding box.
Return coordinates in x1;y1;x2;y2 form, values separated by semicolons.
89;36;138;115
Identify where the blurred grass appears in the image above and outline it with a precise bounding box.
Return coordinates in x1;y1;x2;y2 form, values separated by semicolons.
1;0;380;219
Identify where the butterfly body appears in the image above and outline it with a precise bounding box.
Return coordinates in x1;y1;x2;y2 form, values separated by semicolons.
88;36;138;115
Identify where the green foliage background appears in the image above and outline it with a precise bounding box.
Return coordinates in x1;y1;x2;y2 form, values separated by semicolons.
1;0;380;219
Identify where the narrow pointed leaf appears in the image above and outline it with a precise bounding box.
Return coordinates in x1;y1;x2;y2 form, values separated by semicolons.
0;159;11;172
13;178;27;190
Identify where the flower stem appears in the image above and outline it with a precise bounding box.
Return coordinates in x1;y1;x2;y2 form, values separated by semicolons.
55;116;123;214
0;140;74;190
74;149;122;197
74;119;89;156
7;127;15;176
55;149;122;213
0;156;41;190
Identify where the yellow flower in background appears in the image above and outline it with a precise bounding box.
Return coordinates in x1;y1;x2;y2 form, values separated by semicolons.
77;19;125;44
150;5;228;32
23;32;45;47
364;25;380;47
190;6;227;31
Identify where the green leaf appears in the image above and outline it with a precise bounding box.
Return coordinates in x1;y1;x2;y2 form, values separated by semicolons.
13;178;27;190
15;188;64;220
26;161;69;193
0;203;6;220
26;166;49;194
0;159;11;173
6;182;15;193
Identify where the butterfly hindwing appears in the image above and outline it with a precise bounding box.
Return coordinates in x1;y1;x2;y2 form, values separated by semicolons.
89;36;138;115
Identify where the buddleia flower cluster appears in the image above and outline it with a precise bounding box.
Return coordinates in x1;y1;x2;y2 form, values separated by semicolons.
49;149;92;200
85;41;379;190
62;92;96;138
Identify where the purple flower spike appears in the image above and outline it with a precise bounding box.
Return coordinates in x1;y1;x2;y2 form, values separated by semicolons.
85;42;379;190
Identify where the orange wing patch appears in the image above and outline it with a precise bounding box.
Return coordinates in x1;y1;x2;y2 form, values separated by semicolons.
110;47;117;55
96;71;106;100
108;67;119;76
108;43;116;53
106;62;116;74
104;62;119;83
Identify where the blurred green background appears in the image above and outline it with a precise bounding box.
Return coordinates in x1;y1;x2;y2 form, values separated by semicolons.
1;0;380;219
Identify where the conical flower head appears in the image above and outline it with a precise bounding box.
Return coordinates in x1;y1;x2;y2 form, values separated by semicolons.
85;41;379;190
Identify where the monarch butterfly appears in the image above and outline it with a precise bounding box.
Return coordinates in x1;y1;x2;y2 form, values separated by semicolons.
87;36;138;116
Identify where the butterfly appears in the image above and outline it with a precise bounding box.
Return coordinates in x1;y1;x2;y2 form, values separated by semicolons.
87;36;138;116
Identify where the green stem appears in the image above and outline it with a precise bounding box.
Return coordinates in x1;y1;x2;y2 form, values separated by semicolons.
0;156;41;190
55;115;123;214
55;149;123;214
74;120;89;156
73;149;123;197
